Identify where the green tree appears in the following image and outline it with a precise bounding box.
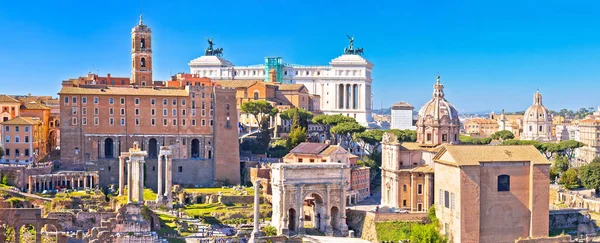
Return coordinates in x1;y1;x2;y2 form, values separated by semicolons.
592;156;600;164
579;161;600;193
550;167;559;184
286;111;307;149
1;174;7;185
353;129;385;156
311;114;357;144
559;168;580;189
388;129;417;142
540;143;564;160
240;100;278;132
0;146;4;158
331;122;366;147
262;225;277;236
491;130;515;140
552;155;569;173
459;135;492;145
280;108;313;129
558;140;585;159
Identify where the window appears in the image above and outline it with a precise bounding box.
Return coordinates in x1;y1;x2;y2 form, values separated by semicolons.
151;109;155;116
192;109;196;116
120;98;125;104
135;108;140;116
4;136;9;143
64;97;69;104
403;185;407;192
539;125;543;132
151;118;155;126
109;108;114;115
4;126;7;132
72;97;77;104
201;119;206;126
94;97;99;104
163;109;167;116
109;97;114;104
529;126;532;132
182;119;186;126
121;118;125;125
427;133;432;141
82;107;87;115
120;108;125;115
94;117;99;125
82;97;87;104
163;99;167;105
4;149;8;156
15;137;19;143
72;107;77;115
192;119;196;126
72;117;77;125
210;119;213;126
135;118;140;126
25;136;29;143
82;117;87;125
182;99;186;106
403;200;407;207
442;134;447;142
498;175;510;191
151;99;156;106
163;119;168;126
172;119;177;126
172;109;177;116
135;98;140;105
444;190;450;208
253;92;259;100
417;184;423;195
172;99;177;106
109;118;114;125
25;149;29;156
94;108;99;115
178;166;183;172
182;109;186;116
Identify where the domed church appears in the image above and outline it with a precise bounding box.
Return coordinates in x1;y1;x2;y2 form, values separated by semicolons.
521;90;553;141
415;75;460;146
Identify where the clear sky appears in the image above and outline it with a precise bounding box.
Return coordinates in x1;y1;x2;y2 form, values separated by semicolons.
1;0;599;112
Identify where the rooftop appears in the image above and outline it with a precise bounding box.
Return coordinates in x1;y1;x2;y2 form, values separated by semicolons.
1;116;42;125
0;95;21;104
289;142;329;155
434;145;551;166
58;86;190;97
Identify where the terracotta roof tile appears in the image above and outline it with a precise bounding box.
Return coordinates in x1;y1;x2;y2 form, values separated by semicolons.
1;116;42;125
289;142;329;155
277;84;305;92
0;95;21;103
214;80;259;88
22;101;50;110
434;145;551;166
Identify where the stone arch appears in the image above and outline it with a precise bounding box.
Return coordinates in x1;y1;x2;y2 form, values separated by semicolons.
42;223;59;243
148;138;158;159
104;138;114;159
302;192;327;232
191;139;200;158
2;225;16;242
19;224;37;243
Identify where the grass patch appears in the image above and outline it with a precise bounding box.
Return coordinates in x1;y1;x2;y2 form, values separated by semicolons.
376;221;415;241
183;187;254;195
112;188;156;204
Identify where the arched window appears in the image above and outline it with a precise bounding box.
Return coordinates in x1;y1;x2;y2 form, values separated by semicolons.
141;58;146;68
403;185;407;192
529;126;532;132
253;92;259;100
539;125;543;132
498;175;510;191
140;38;146;48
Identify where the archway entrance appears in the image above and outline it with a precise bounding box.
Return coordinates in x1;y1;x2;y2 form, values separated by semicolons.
19;224;36;243
149;138;158;159
303;193;326;232
104;138;114;158
42;224;58;243
288;208;296;231
330;206;340;232
191;139;200;158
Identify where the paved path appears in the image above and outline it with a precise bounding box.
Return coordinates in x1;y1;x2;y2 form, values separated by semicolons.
304;235;371;243
0;187;52;201
347;191;380;212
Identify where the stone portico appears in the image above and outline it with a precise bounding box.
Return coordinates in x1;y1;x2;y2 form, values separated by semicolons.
118;142;147;203
28;171;99;193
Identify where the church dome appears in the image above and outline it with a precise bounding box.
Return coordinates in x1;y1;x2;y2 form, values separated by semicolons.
523;90;551;123
415;75;460;146
416;76;459;124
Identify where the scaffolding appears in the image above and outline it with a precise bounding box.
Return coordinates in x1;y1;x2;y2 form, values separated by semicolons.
264;57;283;83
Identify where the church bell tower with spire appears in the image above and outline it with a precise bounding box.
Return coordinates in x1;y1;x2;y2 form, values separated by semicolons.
131;15;152;85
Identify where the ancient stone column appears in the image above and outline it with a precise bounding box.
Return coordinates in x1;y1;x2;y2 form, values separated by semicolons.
298;185;305;234
71;177;74;190
83;174;88;189
119;156;125;196
28;176;33;194
156;155;163;202
35;227;41;243
166;155;173;208
138;159;144;203
249;180;263;243
127;159;133;203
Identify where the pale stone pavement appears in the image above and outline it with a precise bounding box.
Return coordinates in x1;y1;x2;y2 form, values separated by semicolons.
304;235;371;243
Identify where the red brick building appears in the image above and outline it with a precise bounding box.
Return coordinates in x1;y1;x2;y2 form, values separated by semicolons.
58;17;240;188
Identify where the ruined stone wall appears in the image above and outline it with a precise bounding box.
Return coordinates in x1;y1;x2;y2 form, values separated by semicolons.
219;195;253;205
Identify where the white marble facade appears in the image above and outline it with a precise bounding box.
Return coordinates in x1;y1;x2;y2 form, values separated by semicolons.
188;54;375;127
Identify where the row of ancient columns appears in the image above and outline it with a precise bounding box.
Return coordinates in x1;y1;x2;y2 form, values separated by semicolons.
28;173;98;193
118;142;147;203
337;83;361;110
157;146;173;209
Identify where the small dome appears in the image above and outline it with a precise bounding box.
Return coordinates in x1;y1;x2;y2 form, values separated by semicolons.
416;76;459;124
523;91;551;123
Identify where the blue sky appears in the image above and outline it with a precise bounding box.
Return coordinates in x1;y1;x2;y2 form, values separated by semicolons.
0;0;599;112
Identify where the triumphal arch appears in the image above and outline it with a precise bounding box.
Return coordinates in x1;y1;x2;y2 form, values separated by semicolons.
271;163;350;236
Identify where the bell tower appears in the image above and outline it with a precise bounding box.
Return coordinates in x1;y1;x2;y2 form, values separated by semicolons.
131;15;152;86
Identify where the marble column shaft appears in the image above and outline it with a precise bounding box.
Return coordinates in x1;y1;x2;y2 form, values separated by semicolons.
157;155;164;201
138;160;144;203
127;160;133;203
119;156;125;196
